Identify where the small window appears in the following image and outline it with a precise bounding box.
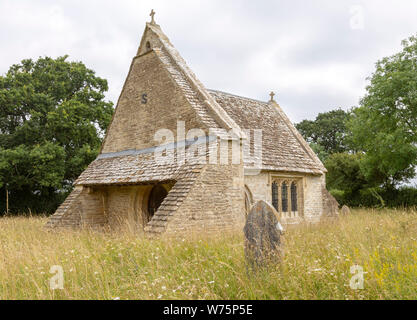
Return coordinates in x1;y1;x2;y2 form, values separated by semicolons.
272;182;278;211
291;182;298;212
146;41;151;51
281;182;288;212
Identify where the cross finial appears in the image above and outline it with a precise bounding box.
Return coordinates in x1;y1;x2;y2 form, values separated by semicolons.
150;9;156;24
269;91;275;102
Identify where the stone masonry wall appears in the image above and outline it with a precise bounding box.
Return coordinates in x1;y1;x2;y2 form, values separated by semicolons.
46;186;106;229
244;171;326;223
162;141;245;235
102;51;204;154
302;175;325;222
244;172;271;204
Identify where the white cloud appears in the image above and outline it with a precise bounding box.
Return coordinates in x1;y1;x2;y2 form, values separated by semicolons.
1;0;417;123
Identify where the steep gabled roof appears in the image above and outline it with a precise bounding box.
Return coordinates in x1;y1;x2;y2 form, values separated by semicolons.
138;22;245;140
208;90;326;174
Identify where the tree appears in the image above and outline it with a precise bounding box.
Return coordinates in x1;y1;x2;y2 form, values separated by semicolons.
0;56;114;214
348;34;417;188
296;109;352;158
309;142;329;163
325;153;367;193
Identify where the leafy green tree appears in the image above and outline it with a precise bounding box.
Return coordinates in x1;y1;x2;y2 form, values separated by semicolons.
0;56;113;214
296;109;352;156
309;142;329;163
348;34;417;188
325;153;367;193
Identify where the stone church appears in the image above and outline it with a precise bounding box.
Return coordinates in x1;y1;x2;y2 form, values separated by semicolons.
47;14;338;235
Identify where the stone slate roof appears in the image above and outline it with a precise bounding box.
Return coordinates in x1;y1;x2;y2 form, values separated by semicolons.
208;90;326;174
75;151;205;186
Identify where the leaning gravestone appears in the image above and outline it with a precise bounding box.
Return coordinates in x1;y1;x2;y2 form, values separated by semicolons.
243;200;283;270
341;205;351;215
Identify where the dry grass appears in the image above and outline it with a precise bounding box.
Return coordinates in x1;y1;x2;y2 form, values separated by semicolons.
0;208;416;300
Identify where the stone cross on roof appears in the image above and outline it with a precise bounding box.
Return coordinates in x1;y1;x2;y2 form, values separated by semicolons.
269;91;275;102
150;9;156;24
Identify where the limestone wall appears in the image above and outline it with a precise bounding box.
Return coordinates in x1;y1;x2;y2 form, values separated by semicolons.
303;175;326;222
244;171;327;223
101;51;204;154
163;164;245;235
159;140;246;235
105;185;150;233
244;172;271;204
46;186;106;229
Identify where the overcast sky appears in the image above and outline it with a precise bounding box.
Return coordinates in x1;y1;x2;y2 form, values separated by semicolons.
1;0;417;122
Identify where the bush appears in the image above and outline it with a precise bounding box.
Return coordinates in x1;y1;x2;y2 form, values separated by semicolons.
0;187;70;215
329;189;346;205
329;187;417;208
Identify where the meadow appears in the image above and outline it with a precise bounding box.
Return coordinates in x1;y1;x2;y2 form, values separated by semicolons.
0;209;416;300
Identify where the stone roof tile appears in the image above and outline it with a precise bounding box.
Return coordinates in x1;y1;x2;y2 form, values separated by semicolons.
208;89;325;174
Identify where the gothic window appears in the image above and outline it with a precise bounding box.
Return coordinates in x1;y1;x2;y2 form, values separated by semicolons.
291;182;298;212
272;182;278;211
271;178;302;217
146;41;151;51
281;182;288;212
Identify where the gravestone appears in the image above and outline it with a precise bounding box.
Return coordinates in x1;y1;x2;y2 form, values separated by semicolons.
243;200;283;269
341;205;351;215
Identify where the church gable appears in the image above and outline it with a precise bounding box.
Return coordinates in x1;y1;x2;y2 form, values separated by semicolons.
101;49;203;154
102;22;244;155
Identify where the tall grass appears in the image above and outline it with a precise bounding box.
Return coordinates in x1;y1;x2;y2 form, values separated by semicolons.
0;209;416;300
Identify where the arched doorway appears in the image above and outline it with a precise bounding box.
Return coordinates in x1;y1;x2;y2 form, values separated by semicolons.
147;184;168;221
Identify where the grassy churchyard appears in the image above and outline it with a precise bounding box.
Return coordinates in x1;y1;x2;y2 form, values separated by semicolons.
0;208;416;300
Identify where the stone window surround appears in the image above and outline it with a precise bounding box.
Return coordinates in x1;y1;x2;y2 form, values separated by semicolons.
269;173;304;219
